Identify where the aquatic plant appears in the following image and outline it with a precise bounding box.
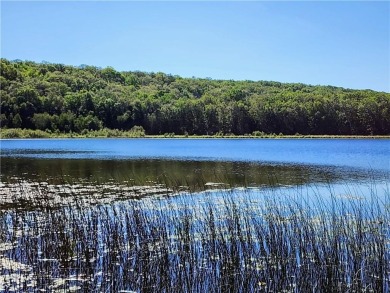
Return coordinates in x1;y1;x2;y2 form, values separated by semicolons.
0;184;388;292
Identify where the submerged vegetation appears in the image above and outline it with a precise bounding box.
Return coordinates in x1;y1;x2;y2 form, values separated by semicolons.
1;58;390;137
0;183;388;292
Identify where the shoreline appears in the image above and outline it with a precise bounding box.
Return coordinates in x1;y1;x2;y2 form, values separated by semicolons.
1;129;389;140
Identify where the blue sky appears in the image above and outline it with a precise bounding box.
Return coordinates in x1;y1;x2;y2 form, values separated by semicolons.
1;1;389;92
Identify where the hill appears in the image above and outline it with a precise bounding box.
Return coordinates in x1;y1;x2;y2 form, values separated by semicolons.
1;59;389;136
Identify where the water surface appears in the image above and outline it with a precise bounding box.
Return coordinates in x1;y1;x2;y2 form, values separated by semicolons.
1;138;389;171
0;138;388;209
0;139;389;291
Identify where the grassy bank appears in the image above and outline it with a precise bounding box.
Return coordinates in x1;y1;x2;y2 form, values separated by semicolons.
1;128;389;139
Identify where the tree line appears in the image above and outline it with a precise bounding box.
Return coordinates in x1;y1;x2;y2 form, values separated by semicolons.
1;58;389;136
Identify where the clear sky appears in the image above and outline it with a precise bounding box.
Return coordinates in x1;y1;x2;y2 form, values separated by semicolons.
1;1;389;92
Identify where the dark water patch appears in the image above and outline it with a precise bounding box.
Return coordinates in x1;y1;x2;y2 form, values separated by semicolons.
1;157;385;211
1;149;96;155
0;157;373;188
0;149;100;160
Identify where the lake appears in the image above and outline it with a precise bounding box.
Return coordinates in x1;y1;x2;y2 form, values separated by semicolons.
1;138;389;170
1;138;388;202
0;138;389;291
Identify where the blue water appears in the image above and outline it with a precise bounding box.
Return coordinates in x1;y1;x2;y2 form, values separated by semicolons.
1;138;389;172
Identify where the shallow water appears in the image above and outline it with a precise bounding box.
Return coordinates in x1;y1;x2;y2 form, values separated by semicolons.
0;138;389;291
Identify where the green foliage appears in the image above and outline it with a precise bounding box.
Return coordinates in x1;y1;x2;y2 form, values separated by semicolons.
32;113;56;130
0;128;51;138
74;115;102;132
252;130;266;137
1;58;389;136
12;113;22;128
129;125;145;137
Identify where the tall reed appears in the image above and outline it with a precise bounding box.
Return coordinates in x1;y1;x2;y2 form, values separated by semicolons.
0;185;388;292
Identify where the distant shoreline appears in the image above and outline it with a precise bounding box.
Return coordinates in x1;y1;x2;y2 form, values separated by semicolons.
1;129;389;140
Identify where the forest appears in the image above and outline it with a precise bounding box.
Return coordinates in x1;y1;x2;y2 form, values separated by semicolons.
1;58;389;136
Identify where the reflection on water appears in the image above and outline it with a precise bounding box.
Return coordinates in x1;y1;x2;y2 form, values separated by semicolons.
0;157;372;187
0;157;375;211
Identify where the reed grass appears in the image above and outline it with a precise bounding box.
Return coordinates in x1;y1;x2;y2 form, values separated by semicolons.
0;183;388;292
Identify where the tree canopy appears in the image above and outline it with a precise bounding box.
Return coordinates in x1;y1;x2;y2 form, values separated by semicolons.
1;58;389;136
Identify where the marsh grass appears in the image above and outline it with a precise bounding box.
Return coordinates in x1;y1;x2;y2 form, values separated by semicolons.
0;184;388;292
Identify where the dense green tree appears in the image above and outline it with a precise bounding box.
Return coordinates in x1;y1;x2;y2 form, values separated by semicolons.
58;112;75;132
75;115;102;132
100;67;125;84
12;113;22;128
32;113;53;130
1;59;389;136
0;114;8;128
0;59;19;81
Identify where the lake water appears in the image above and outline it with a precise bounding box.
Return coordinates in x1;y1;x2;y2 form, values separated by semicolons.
0;138;389;291
1;138;388;209
1;138;389;170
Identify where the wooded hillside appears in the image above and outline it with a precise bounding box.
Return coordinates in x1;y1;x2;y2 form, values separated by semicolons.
1;59;389;136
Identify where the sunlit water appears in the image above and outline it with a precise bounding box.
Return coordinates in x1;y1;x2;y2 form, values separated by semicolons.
0;139;389;291
1;138;388;206
1;138;389;170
